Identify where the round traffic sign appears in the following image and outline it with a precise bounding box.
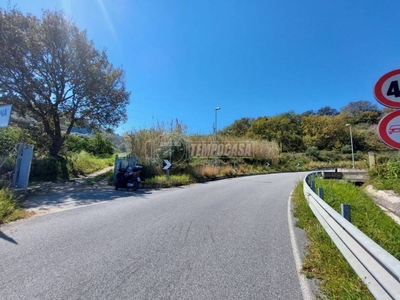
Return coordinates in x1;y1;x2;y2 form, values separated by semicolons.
374;69;400;108
378;110;400;149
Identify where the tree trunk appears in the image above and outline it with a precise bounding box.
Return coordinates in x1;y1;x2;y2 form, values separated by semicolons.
49;135;64;157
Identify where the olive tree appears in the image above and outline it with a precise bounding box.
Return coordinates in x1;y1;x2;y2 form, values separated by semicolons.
0;9;130;156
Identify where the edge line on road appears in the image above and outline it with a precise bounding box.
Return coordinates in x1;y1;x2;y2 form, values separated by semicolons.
288;190;314;300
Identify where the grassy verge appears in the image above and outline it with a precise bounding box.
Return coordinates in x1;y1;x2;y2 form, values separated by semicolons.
293;177;400;298
145;174;194;186
314;178;400;259
292;182;374;299
0;189;30;224
368;177;400;195
68;151;114;176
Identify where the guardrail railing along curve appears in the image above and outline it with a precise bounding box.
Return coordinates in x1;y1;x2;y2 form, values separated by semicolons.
303;172;400;300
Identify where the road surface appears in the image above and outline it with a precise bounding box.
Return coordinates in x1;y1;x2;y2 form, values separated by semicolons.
0;172;312;299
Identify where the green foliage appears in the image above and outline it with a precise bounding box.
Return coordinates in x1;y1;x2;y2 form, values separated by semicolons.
316;106;339;116
341;100;379;118
65;133;114;156
341;144;352;154
0;188;25;224
30;156;70;181
65;134;87;153
369;153;400;181
306;146;319;158
0;8;130;156
220;117;253;136
146;174;193;186
314;178;400;260
369;153;400;193
86;133;114;156
138;158;162;179
302;114;349;150
0;127;34;156
247;112;303;152
68;151;113;176
30;152;113;181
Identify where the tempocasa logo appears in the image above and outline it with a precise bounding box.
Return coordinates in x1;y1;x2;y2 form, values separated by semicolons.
190;142;253;157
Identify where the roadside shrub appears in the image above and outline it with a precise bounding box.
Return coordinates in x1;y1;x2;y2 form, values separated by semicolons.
64;133;114;156
30;156;69;181
139;158;162;180
306;146;320;158
30;152;114;181
86;133;114;156
370;153;400;180
219;165;236;177
341;144;352;154
197;165;218;178
0;188;24;224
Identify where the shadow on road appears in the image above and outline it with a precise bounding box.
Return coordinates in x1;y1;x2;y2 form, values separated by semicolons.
22;186;154;211
0;231;18;244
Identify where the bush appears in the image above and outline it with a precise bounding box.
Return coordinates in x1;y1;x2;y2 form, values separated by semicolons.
30;152;114;181
306;146;319;158
30;156;70;181
139;158;162;180
64;133;115;156
341;144;352;154
0;188;24;224
369;153;400;180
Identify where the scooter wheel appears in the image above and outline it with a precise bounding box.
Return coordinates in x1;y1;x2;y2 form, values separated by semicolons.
132;181;139;191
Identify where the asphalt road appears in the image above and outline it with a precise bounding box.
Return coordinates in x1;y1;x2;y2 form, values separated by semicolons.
0;172;311;300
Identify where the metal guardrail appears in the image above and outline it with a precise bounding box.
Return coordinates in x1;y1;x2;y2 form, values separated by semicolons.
303;173;400;300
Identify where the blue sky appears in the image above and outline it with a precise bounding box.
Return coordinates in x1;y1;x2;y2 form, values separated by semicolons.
2;0;399;134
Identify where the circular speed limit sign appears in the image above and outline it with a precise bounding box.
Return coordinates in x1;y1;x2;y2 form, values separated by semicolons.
378;110;400;149
374;69;400;108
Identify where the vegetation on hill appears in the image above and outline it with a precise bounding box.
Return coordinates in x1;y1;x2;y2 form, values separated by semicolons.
219;100;386;153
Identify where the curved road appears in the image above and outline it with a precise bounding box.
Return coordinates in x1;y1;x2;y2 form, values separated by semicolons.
0;172;311;299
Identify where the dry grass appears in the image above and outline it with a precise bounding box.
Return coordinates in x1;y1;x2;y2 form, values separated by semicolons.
218;165;236;177
195;165;219;178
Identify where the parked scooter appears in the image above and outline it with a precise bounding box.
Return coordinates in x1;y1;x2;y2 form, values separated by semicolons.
115;164;142;191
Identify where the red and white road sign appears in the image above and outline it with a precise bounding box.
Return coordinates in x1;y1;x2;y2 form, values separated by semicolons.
374;69;400;108
378;110;400;149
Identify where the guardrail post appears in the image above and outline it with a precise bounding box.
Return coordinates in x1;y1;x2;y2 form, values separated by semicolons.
318;187;324;200
311;180;315;191
341;204;352;223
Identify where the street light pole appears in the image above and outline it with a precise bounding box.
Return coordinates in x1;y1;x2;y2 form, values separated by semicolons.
215;107;220;167
346;124;355;169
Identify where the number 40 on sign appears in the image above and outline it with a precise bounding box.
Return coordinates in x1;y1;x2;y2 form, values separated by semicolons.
374;69;400;108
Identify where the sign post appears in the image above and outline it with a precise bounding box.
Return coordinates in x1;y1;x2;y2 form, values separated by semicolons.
374;69;400;149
